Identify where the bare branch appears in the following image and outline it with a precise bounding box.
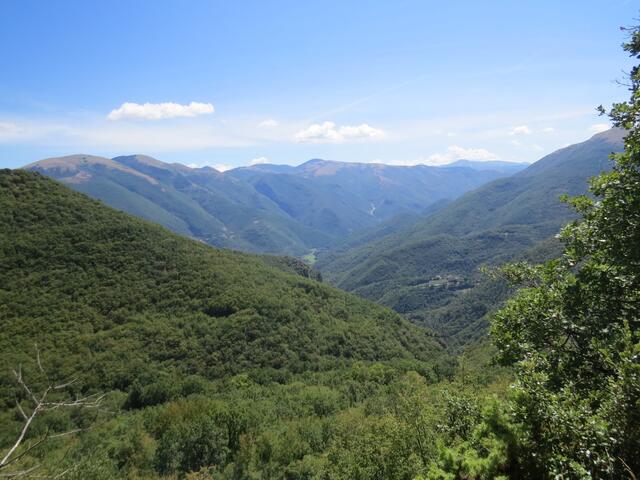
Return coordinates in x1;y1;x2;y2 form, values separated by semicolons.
0;465;40;478
41;393;105;410
1;405;40;467
13;398;27;422
12;368;39;406
48;429;82;439
619;457;637;480
52;378;78;390
0;430;49;470
35;346;45;377
1;349;105;477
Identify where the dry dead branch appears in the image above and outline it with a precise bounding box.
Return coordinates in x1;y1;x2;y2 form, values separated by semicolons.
0;346;105;478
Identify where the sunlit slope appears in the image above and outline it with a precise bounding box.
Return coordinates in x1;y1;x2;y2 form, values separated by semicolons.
318;129;625;344
25;154;522;255
0;170;444;394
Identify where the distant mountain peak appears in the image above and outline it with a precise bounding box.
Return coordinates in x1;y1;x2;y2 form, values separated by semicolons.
591;127;626;145
297;158;346;176
443;159;529;173
23;150;523;256
299;158;329;167
113;154;196;173
25;154;159;184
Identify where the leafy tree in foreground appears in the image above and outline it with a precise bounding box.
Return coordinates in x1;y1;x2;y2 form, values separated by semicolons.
491;24;640;478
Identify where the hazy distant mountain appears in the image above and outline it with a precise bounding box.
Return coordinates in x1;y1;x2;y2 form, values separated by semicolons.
25;154;330;255
444;159;528;173
228;159;517;237
25;155;518;255
318;129;626;345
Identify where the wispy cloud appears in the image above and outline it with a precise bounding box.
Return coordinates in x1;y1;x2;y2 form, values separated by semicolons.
303;78;418;123
381;146;501;167
424;145;499;165
589;123;610;134
107;102;214;121
0;122;24;139
258;118;278;128
0;117;247;150
213;163;233;172
249;156;269;165
295;121;384;143
510;125;531;135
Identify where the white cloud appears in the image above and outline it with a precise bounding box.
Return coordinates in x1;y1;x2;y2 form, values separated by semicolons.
213;163;233;172
187;163;200;168
340;124;384;139
0;122;24;139
369;145;500;167
424;145;499;166
589;123;610;134
510;125;531;135
542;127;555;133
107;101;214;121
295;122;341;142
295;121;384;142
249;157;269;166
258;118;278;128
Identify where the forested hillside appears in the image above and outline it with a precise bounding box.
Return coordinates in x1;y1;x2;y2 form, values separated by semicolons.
2;39;639;480
227;159;525;238
2;1;639;478
318;129;625;345
25;154;328;256
0;170;444;382
0;169;459;478
25;155;522;256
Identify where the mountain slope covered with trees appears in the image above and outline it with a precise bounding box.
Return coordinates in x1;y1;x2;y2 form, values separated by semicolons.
25;155;523;256
0;169;456;478
318;129;625;345
0;169;444;385
1;24;639;480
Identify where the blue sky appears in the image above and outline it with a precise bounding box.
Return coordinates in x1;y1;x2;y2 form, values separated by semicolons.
0;0;636;169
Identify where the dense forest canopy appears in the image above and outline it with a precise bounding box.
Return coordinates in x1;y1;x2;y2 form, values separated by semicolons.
489;25;640;477
0;15;639;480
317;129;625;347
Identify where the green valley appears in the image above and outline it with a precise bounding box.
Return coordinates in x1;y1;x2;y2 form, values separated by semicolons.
1;4;639;479
25;155;523;256
318;129;625;345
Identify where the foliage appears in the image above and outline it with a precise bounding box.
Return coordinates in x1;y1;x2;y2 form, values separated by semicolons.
1;21;639;480
0;170;443;392
0;169;459;477
319;131;624;346
490;24;640;478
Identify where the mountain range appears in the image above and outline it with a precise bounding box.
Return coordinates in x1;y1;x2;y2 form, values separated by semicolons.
0;169;452;476
0;168;444;384
1;128;629;477
21;130;624;347
317;128;626;344
24;155;526;256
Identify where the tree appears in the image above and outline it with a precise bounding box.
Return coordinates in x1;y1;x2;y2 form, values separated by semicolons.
0;347;105;478
490;23;640;479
